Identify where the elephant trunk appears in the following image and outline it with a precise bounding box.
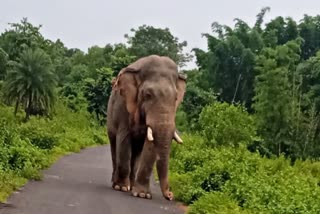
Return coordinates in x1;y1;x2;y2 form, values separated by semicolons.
145;110;180;200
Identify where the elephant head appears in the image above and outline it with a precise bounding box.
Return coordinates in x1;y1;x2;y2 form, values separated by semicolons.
113;55;186;200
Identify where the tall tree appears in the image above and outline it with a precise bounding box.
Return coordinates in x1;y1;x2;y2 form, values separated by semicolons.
3;48;57;119
298;15;320;59
263;16;299;47
0;48;8;80
125;25;192;67
297;51;320;112
0;18;48;61
195;32;256;109
83;67;113;124
253;39;301;156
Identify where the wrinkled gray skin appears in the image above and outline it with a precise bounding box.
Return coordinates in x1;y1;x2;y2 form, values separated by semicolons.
106;55;186;200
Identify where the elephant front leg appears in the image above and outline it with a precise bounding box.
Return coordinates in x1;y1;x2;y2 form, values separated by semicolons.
156;155;173;201
129;138;144;190
113;133;132;192
131;141;156;199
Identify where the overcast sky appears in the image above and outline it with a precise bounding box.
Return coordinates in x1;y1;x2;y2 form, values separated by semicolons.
1;0;320;69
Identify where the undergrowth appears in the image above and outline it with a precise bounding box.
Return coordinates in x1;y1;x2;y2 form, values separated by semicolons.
0;102;108;202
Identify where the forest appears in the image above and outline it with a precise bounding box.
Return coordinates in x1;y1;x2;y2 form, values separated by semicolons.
1;7;320;213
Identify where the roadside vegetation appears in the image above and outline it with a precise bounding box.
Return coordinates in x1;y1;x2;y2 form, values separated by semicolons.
2;7;320;213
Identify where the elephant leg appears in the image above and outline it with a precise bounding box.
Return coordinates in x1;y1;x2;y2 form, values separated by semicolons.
108;132;117;183
156;155;173;201
113;131;131;192
129;138;144;189
129;152;139;189
131;140;156;199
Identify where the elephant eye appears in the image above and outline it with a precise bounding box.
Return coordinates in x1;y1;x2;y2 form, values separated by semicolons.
144;91;153;100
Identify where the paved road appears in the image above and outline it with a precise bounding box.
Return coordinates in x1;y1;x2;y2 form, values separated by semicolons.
0;146;185;214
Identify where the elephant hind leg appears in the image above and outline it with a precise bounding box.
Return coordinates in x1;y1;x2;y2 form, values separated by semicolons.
108;132;117;183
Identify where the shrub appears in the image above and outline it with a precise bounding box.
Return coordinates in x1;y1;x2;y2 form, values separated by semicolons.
19;121;59;150
0;103;108;202
170;137;320;213
199;102;258;147
188;192;251;214
170;104;320;213
0;170;26;202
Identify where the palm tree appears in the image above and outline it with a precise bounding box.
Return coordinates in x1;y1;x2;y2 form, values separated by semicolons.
3;48;57;119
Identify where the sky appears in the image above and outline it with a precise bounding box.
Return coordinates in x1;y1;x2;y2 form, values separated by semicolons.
1;0;320;69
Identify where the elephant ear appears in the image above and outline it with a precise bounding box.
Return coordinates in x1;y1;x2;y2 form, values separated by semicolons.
114;66;140;116
175;73;187;112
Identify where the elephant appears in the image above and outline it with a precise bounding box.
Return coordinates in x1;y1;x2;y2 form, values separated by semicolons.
106;55;187;201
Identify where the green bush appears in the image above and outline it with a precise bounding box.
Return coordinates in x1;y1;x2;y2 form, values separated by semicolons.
175;108;189;132
0;102;108;202
169;103;320;213
170;134;208;174
19;121;59;150
199;102;258;147
188;192;251;214
0;170;26;202
171;140;320;213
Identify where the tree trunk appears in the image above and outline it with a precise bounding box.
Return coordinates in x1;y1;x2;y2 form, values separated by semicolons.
14;97;20;116
25;93;32;121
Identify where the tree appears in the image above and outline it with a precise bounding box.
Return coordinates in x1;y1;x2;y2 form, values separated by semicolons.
83;67;113;124
254;7;271;32
125;25;192;67
109;44;136;76
253;39;301;156
0;48;8;80
178;69;216;129
182;84;216;130
67;64;90;85
193;13;272;111
298;51;320;111
86;45;108;76
3;48;57;119
262;17;299;47
0;18;49;61
298;15;320;59
197;33;256;109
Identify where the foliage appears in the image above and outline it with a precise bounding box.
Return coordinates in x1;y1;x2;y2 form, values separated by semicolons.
170;103;320;213
188;192;251;214
181;84;216;129
199;102;257;147
125;25;192;67
2;48;57;119
193;18;261;110
299;15;320;60
175;108;189;133
83;67;113;124
0;103;108;202
170;134;320;214
298;51;320;112
0;48;8;80
253;39;305;157
0;18;50;62
2;9;320;214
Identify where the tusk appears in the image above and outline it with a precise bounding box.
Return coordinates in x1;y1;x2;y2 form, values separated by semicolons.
147;127;154;142
173;131;183;144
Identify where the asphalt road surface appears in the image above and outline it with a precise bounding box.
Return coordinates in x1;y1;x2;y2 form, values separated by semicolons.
0;146;185;214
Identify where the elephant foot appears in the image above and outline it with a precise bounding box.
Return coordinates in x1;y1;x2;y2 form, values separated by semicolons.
131;185;152;199
162;190;174;201
112;182;130;192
